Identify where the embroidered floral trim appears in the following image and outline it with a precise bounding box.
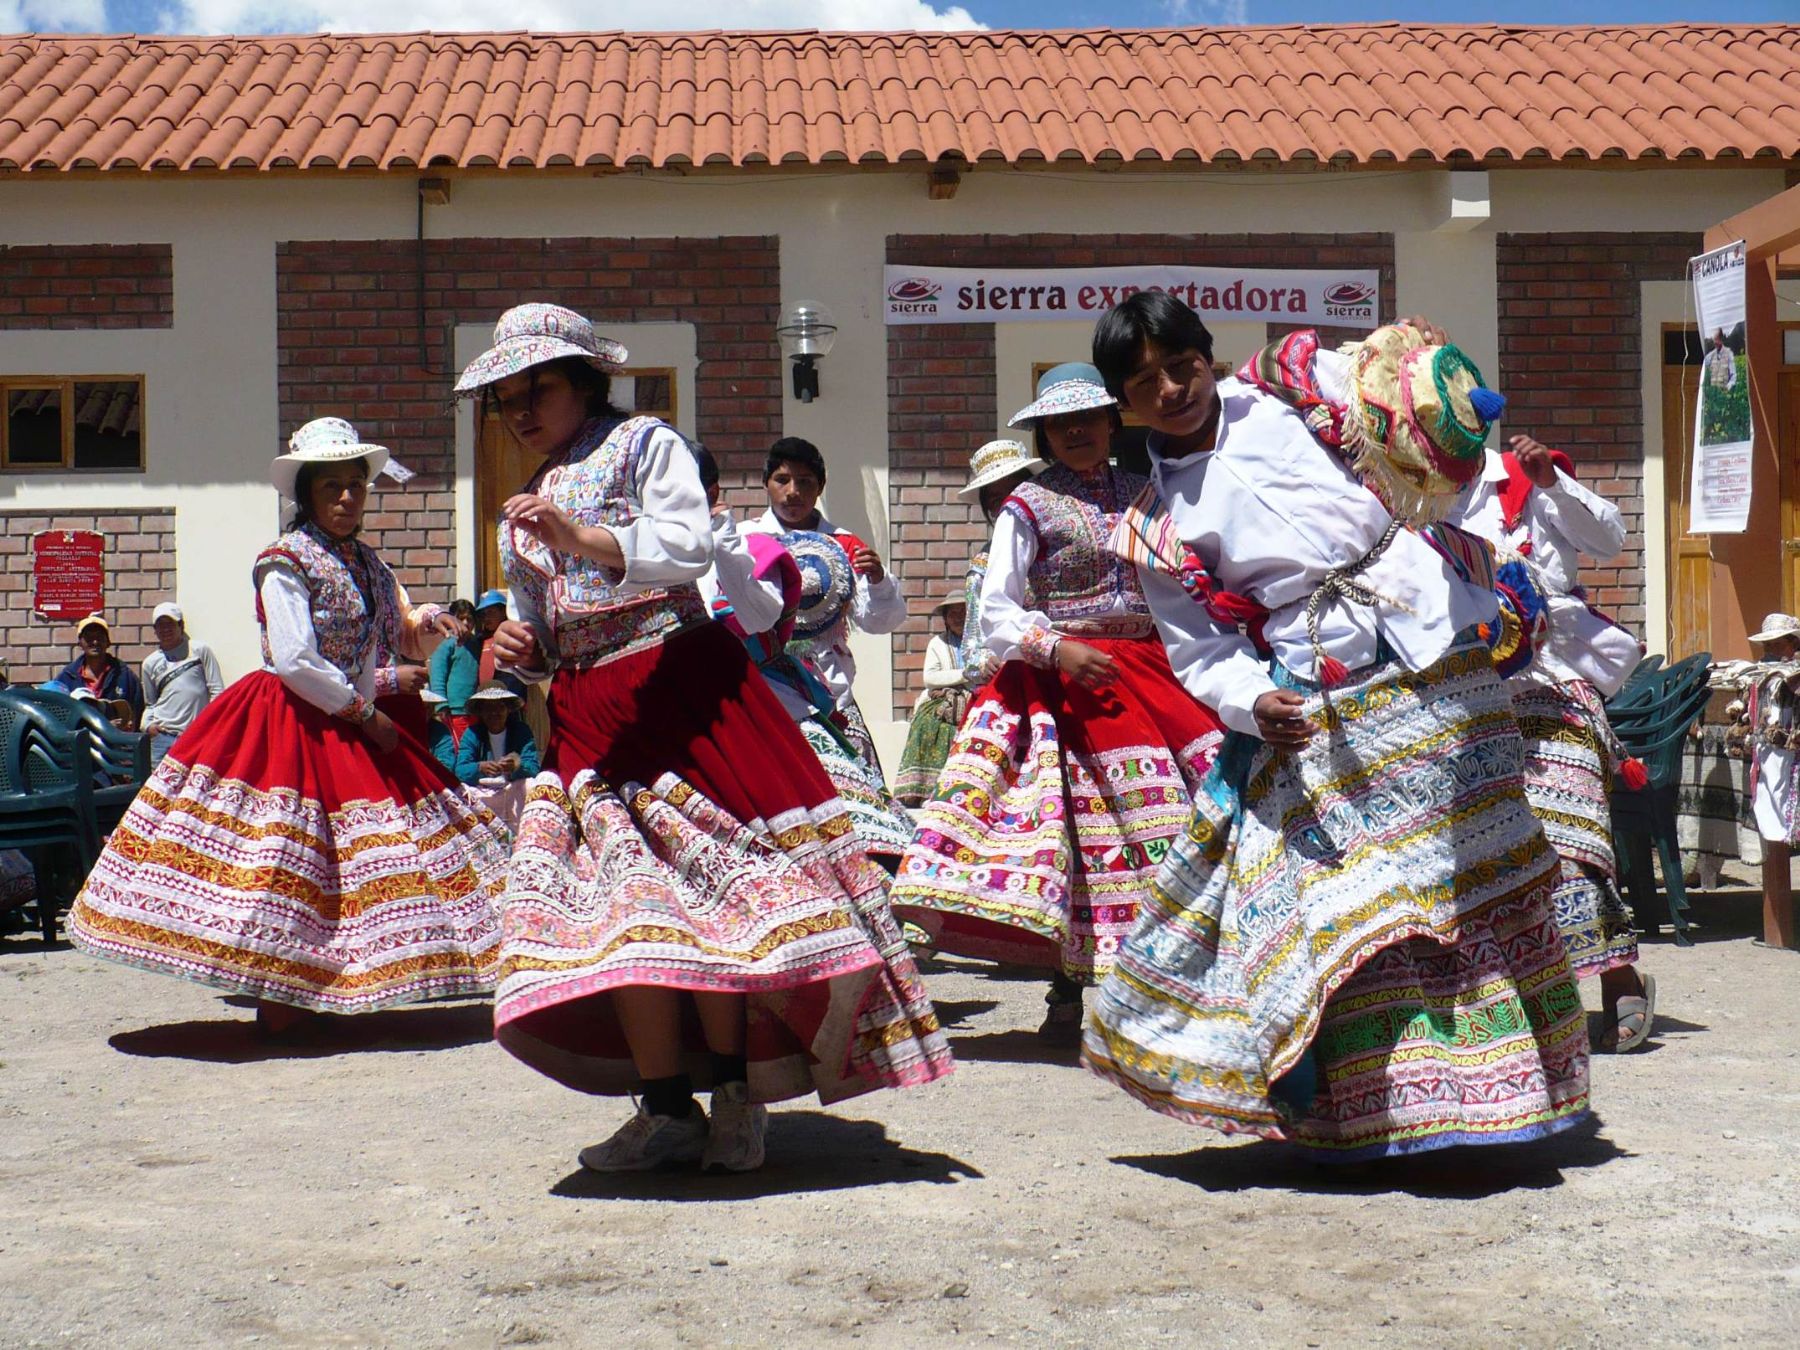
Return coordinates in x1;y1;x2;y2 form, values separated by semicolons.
374;667;399;697
1020;624;1061;669
335;693;373;723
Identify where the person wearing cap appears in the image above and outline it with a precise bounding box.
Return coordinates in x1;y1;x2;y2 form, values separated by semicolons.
1081;294;1589;1159
429;598;483;744
748;437;906;738
459;303;949;1175
49;615;143;725
138;602;225;766
954;439;1044;684
1451;436;1654;1050
892;591;971;807
890;361;1225;1045
1748;614;1800;950
454;681;540;785
68;416;511;1038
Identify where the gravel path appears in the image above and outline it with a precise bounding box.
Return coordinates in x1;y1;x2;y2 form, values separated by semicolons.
3;887;1796;1348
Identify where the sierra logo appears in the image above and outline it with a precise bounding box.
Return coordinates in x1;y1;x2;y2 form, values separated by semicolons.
887;277;941;312
1323;280;1377;319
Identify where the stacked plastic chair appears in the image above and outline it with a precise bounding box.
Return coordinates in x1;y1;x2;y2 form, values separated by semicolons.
0;692;100;943
1605;654;1714;945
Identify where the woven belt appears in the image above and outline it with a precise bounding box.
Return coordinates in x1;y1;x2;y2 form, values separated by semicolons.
1303;518;1405;694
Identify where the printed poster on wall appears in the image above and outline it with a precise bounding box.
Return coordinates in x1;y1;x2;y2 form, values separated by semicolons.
1687;240;1752;534
882;264;1381;327
32;529;106;620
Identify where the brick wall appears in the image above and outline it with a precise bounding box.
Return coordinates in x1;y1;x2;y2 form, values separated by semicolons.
884;232;1396;715
0;244;173;329
276;236;782;600
0;508;175;685
1496;232;1701;635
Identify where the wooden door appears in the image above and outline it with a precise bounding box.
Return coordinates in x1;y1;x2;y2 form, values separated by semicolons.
1783;366;1800;614
1662;327;1709;659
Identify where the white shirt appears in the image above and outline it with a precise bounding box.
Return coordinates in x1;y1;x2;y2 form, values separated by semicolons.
697;512;787;636
255;568;390;716
1141;373;1495;738
748;505;905;708
978;506;1140;663
921;633;965;689
1454;448;1625;596
1453;448;1634;692
508;422;715;679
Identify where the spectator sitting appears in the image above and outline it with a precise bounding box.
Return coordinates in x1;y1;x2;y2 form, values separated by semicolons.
420;689;459;775
428;597;482;745
454;681;539;785
50;615;143;727
140;602;225;767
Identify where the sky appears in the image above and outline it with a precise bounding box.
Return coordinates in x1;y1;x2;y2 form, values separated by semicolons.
4;0;1798;39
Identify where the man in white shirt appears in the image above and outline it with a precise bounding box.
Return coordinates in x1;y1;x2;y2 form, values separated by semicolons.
1454;435;1626;596
746;436;906;712
140;602;225;765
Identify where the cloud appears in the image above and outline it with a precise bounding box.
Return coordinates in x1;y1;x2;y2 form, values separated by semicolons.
2;0;108;30
156;0;987;35
1162;0;1249;24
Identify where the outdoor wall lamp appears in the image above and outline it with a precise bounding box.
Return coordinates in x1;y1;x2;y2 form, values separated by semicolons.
776;301;838;403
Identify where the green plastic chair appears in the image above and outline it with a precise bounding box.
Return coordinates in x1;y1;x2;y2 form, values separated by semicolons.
7;687;151;833
0;696;99;943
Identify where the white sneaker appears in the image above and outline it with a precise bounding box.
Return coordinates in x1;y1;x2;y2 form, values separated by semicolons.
702;1082;768;1174
578;1103;709;1173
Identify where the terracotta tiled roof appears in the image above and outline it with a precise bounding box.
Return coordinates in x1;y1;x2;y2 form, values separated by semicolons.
1;25;1796;174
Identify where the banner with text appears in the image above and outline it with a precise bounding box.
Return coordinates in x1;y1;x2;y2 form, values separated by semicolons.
882;264;1381;327
1687;240;1752;534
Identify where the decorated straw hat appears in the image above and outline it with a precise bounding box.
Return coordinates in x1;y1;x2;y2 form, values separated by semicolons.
957;439;1044;497
783;530;856;640
454;303;629;396
1749;613;1800;643
270;417;390;500
467;680;522;704
1340;323;1505;523
1007;362;1118;428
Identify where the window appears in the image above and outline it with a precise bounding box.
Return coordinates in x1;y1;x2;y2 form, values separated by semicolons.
615;366;677;424
1;376;145;472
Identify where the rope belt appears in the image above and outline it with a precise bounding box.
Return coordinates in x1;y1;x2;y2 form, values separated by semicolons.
1303;518;1406;694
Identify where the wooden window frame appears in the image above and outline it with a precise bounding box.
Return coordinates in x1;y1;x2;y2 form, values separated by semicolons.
1;374;146;474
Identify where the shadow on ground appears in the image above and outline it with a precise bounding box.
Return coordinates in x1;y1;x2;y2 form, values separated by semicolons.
107;1001;494;1062
1113;1114;1629;1199
550;1110;982;1202
948;1027;1082;1067
929;998;998;1029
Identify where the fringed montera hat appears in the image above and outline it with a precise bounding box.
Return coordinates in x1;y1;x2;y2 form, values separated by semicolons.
1341;323;1505;524
958;439;1043;497
455;303;629;396
783;530;857;640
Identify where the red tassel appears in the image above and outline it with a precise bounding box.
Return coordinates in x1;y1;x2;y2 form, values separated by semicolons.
1318;655;1351;689
1619;757;1649;791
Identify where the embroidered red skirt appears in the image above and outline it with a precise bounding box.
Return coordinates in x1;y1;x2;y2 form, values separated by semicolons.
889;632;1224;981
493;622;952;1104
68;671;510;1011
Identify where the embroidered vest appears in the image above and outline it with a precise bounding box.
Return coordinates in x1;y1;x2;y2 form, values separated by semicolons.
500;416;709;670
253;524;402;680
1001;464;1150;624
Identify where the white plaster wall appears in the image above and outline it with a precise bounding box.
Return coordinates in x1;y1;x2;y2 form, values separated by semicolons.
2;166;1787;717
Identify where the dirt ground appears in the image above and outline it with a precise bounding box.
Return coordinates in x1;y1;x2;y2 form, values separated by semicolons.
3;883;1797;1349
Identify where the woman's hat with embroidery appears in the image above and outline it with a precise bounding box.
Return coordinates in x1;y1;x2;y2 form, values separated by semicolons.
1340;323;1505;524
467;680;522;704
454;303;629;396
1749;613;1800;643
1007;362;1118;428
957;439;1044;497
270;417;390;500
782;530;856;640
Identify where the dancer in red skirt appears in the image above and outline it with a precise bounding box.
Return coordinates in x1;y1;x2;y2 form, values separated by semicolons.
69;418;511;1033
457;304;950;1174
889;364;1225;1043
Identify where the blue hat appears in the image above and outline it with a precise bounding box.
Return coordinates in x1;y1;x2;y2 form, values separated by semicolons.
1007;362;1117;428
476;589;508;612
782;531;856;640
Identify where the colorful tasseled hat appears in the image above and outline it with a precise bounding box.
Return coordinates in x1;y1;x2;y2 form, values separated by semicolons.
1341;323;1505;524
782;530;856;640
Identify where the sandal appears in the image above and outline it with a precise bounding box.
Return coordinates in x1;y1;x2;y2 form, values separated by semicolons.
1600;972;1656;1053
